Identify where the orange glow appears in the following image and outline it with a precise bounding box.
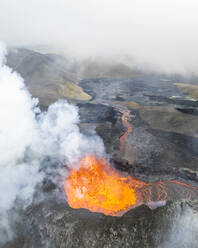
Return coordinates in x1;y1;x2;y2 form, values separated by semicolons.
64;154;198;216
64;109;198;216
120;111;135;164
64;155;142;216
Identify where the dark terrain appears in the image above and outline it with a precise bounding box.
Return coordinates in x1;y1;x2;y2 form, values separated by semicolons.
3;48;198;248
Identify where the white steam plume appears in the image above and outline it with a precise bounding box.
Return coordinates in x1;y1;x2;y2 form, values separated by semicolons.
0;42;105;244
160;204;198;248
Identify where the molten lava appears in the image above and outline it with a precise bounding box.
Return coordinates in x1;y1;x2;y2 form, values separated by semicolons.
64;155;138;216
64;109;198;216
120;111;135;164
64;154;198;216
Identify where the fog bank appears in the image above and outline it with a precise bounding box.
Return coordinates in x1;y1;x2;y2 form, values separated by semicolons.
0;0;198;74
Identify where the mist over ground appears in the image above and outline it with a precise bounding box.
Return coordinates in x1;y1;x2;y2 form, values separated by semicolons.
1;0;198;75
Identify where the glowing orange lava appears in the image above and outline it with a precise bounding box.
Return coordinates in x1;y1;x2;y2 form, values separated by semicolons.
64;108;198;216
64;155;140;216
64;154;198;216
120;111;135;164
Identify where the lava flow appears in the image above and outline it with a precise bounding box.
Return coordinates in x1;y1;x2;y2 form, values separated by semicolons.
64;155;139;216
64;109;198;216
64;155;198;216
120;110;135;164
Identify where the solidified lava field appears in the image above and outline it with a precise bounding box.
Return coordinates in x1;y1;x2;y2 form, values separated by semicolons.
2;48;198;248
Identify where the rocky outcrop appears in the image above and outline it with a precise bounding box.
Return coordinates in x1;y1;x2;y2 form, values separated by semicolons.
4;199;198;248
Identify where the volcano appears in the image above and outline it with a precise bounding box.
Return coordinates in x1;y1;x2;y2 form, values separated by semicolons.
64;108;198;216
3;48;198;248
64;154;198;216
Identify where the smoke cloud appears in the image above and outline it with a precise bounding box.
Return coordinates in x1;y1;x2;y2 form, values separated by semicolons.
0;42;105;244
161;204;198;248
0;0;198;74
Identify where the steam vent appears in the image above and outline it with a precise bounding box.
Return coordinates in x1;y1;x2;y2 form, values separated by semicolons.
1;47;198;248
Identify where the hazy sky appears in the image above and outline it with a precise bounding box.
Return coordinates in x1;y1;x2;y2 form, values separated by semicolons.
1;0;198;74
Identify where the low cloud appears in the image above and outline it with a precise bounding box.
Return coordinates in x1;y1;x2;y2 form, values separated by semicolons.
0;0;198;74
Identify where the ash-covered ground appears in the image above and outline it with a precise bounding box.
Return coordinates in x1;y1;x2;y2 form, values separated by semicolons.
2;48;198;248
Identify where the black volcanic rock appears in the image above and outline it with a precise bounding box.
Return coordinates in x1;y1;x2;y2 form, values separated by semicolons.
6;47;198;180
4;47;198;247
7;200;198;248
6;48;198;179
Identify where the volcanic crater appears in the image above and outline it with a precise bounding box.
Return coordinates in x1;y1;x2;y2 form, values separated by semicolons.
4;48;198;248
